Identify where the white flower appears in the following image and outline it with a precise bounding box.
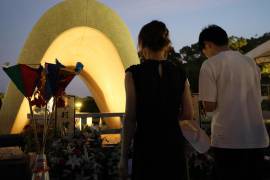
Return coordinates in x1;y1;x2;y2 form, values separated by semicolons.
66;155;81;169
52;139;61;147
67;144;75;154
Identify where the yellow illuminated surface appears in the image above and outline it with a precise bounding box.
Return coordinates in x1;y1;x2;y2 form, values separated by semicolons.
101;134;121;145
75;118;82;130
86;117;92;127
11;27;125;133
0;0;139;134
75;101;83;110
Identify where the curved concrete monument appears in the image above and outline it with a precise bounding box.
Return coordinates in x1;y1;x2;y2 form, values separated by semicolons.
0;0;139;134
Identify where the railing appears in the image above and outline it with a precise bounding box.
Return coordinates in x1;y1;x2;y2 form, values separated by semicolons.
75;112;125;134
28;112;125;134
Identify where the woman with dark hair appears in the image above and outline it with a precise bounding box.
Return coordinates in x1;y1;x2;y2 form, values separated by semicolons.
119;20;193;180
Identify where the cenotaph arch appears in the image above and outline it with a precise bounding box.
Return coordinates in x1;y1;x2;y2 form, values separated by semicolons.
0;0;139;133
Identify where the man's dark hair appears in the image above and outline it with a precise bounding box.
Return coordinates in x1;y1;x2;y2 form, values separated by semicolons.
198;25;228;51
138;20;171;52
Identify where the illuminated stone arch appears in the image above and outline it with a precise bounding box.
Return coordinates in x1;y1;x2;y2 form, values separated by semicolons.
0;0;139;134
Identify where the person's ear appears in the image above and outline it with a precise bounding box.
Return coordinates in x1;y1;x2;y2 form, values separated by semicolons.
141;48;148;59
204;41;211;49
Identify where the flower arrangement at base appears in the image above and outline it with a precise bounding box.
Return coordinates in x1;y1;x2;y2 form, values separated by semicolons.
186;146;215;180
46;126;120;180
2;60;84;180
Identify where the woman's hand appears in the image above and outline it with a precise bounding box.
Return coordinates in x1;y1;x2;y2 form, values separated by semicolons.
119;157;129;180
180;120;198;133
179;120;200;142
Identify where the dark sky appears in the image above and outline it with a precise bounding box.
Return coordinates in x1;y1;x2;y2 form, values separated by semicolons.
1;0;270;97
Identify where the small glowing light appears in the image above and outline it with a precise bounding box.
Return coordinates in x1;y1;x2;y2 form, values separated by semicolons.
75;102;82;109
87;117;92;127
75;117;82;130
47;98;54;112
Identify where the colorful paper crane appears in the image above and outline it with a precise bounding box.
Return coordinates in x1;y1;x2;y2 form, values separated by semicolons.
3;64;42;152
44;60;84;98
3;64;42;98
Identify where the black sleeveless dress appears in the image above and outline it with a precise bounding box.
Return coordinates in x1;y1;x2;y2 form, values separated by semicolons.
126;60;188;180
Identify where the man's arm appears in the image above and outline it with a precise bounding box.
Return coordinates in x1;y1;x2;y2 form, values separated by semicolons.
199;62;217;112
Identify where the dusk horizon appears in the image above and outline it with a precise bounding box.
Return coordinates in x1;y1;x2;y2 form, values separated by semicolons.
1;0;270;96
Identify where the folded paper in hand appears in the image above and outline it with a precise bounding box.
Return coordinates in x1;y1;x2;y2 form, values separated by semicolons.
180;120;210;153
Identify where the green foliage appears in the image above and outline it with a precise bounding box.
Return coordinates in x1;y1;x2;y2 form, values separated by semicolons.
241;32;270;53
179;44;205;93
77;96;100;113
228;33;270;54
261;64;270;75
229;36;248;53
167;46;182;63
183;60;204;93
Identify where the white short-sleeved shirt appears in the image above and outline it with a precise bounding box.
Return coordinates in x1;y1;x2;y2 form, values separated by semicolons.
199;50;269;149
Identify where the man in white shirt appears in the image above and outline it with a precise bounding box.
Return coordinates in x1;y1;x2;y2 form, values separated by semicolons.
198;25;269;180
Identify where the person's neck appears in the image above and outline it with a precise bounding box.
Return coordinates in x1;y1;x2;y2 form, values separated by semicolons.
144;51;166;61
212;46;230;56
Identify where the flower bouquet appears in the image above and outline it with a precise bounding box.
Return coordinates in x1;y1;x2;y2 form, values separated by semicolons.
3;59;83;180
45;126;121;180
